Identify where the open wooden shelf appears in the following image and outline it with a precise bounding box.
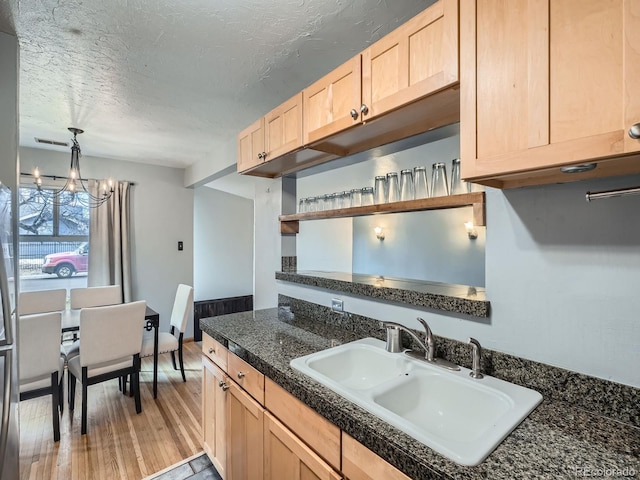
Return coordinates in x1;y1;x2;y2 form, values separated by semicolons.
279;192;485;234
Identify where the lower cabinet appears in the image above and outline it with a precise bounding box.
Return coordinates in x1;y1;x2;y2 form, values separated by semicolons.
264;412;342;480
342;433;411;480
202;356;227;478
202;334;413;480
227;380;264;480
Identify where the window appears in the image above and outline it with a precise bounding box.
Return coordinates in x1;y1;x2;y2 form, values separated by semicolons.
18;185;90;289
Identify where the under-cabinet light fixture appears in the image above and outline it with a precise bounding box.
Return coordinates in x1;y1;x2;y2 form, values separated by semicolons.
374;226;385;241
464;221;478;240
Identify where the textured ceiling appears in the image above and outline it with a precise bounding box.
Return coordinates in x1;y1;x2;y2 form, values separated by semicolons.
4;0;432;169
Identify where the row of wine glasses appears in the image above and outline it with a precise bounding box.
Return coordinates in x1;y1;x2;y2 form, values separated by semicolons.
297;159;481;213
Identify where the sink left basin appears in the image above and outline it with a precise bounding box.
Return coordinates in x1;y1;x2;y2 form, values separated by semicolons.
290;337;410;391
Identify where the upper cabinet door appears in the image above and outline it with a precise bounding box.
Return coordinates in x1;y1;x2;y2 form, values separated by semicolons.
460;0;640;187
361;0;459;121
237;118;264;173
264;93;303;161
303;55;362;145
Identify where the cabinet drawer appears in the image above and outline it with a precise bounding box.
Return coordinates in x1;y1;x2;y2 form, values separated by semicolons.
265;378;341;471
228;352;265;406
202;334;228;371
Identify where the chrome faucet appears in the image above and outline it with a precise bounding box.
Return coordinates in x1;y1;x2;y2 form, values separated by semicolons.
468;337;484;379
381;317;460;371
382;317;435;361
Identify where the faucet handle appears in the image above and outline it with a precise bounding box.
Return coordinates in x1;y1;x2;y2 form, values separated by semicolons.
468;337;484;379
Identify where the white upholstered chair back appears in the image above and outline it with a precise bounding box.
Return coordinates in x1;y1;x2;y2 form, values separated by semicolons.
79;301;146;368
18;289;66;315
169;284;193;333
18;312;62;386
70;285;122;309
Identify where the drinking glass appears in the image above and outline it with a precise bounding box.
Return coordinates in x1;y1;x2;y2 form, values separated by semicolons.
449;158;466;195
386;172;400;203
399;169;415;201
361;187;374;206
414;166;429;199
350;188;362;207
298;198;306;213
307;196;318;212
323;194;332;210
341;191;351;209
431;162;449;197
374;176;387;204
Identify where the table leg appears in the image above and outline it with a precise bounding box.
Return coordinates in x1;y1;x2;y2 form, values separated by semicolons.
154;323;159;399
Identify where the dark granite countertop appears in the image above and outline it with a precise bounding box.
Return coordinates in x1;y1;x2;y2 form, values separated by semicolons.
200;308;640;480
275;271;490;318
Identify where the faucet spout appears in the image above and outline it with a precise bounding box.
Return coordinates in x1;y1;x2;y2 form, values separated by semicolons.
416;317;435;362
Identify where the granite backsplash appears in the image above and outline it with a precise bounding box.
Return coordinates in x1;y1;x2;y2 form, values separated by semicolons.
279;295;640;428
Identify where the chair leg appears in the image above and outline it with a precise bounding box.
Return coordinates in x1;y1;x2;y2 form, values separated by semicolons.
81;367;88;435
133;355;142;414
178;343;186;382
69;372;76;411
51;372;60;442
170;350;177;370
59;372;64;414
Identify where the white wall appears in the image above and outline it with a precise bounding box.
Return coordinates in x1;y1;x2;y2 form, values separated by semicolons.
194;187;253;300
279;168;640;387
253;177;283;310
19;147;195;336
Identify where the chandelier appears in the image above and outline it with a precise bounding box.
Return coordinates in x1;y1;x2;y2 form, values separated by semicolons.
32;127;114;208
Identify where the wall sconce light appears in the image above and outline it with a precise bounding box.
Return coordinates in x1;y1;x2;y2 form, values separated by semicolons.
464;221;478;240
374;226;385;241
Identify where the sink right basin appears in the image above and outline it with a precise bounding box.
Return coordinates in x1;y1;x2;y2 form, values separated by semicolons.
290;337;543;466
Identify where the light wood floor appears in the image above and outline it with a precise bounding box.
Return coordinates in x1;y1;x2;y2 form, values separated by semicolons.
19;341;203;480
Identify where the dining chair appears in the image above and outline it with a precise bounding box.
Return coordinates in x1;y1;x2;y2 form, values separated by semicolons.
18;288;66;315
63;285;123;361
67;300;146;435
140;284;193;382
18;311;64;442
70;285;122;309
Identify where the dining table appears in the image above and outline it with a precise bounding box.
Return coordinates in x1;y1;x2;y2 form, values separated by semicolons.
62;305;161;399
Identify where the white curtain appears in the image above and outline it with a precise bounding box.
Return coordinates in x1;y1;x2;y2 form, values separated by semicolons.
88;180;132;302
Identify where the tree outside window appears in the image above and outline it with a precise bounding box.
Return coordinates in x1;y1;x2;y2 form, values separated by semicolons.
19;186;90;290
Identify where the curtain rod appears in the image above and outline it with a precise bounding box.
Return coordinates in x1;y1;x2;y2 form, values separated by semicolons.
586;186;640;201
20;172;136;186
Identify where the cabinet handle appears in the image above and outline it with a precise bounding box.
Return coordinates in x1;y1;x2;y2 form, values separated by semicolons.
257;152;264;160
629;123;640;139
360;104;369;116
220;382;229;392
350;108;359;120
208;347;214;354
218;380;224;387
237;372;245;379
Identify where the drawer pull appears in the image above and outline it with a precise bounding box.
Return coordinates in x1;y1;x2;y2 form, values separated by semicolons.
220;382;229;392
629;123;640;139
208;347;214;354
237;372;245;379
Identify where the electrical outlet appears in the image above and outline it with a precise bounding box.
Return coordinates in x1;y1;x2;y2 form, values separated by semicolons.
331;298;343;312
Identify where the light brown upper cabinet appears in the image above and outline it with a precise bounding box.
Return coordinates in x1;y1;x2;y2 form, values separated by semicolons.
460;0;640;188
237;118;265;173
237;93;303;174
306;0;460;157
361;0;459;121
303;56;363;147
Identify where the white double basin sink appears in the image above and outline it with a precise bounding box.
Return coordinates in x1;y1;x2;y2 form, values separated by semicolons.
290;338;542;466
